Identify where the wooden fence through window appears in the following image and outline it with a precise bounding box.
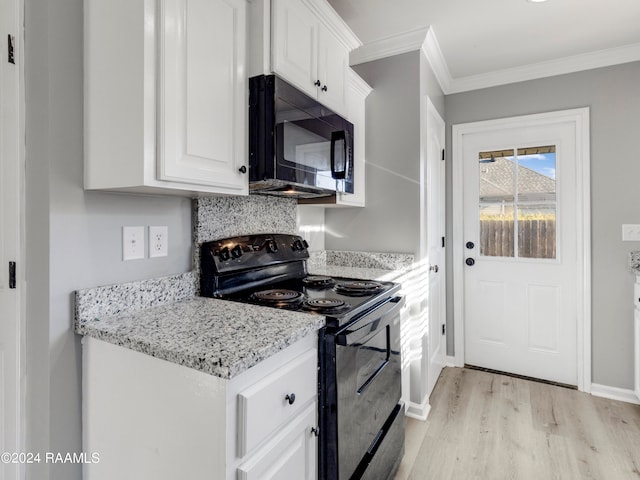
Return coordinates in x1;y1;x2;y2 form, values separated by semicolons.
480;218;556;259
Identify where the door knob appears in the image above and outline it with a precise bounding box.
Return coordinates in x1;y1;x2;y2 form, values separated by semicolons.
430;265;439;273
465;258;475;266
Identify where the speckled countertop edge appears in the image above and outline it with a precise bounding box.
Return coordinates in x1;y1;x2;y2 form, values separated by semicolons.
77;297;324;379
74;249;414;379
630;251;640;274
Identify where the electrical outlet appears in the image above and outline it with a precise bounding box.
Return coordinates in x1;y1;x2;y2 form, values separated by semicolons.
149;226;168;258
622;224;640;241
123;226;145;261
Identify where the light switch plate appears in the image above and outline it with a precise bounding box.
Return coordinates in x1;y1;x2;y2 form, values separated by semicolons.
123;226;145;261
149;226;168;258
622;224;640;241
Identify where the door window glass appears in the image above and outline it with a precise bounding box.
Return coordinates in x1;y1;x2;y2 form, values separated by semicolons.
478;146;556;259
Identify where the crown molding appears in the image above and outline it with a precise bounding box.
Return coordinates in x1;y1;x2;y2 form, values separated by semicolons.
350;27;430;66
420;27;452;94
305;0;361;50
447;42;640;93
350;26;640;95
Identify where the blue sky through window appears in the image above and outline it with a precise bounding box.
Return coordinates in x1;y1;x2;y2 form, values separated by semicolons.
518;153;556;179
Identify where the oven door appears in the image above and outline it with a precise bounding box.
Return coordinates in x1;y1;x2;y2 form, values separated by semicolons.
334;296;404;479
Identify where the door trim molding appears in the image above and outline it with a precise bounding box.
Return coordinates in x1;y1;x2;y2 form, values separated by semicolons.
452;108;591;392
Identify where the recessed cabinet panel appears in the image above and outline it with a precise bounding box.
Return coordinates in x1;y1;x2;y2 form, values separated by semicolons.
237;405;317;480
271;0;318;99
271;0;349;118
317;25;348;115
158;0;247;190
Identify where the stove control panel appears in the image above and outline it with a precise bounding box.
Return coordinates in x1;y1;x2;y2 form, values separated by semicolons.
201;233;310;275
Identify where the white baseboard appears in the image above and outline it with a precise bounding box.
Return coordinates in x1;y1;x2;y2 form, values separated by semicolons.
405;398;431;421
444;355;458;368
590;383;640;405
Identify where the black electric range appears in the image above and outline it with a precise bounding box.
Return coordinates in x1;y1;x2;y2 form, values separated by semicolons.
199;233;405;480
199;233;400;327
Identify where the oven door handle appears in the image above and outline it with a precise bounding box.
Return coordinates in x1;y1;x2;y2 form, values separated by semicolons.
336;296;404;346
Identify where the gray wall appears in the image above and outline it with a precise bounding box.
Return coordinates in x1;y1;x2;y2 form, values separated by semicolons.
326;52;422;255
445;61;640;389
25;2;193;478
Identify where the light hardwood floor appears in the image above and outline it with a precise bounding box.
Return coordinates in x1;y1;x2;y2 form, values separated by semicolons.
395;367;640;480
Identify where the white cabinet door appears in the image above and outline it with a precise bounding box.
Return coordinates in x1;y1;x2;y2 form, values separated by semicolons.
317;24;348;116
237;405;317;480
84;0;248;196
336;70;370;207
271;0;318;99
158;0;247;192
271;0;348;117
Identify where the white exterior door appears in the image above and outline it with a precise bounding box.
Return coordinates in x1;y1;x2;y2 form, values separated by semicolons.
0;0;22;477
426;98;446;397
454;110;590;387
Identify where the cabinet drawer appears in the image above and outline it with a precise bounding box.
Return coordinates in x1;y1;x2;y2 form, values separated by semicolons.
237;349;317;457
237;404;317;480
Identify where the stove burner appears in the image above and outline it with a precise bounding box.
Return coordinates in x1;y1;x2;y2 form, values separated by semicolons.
303;298;350;313
302;275;336;288
334;281;385;296
250;289;304;307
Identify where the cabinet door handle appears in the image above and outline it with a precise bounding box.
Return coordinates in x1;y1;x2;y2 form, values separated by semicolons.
238;165;247;174
314;80;321;87
310;427;319;437
321;85;328;92
285;393;296;405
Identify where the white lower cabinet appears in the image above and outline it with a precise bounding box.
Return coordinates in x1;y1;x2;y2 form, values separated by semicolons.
82;334;318;480
237;405;317;480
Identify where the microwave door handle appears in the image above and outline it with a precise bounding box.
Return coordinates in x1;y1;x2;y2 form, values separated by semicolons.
330;130;347;179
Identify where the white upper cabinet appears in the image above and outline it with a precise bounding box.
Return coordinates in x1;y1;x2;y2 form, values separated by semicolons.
270;0;353;117
84;0;249;196
271;0;318;98
336;70;371;207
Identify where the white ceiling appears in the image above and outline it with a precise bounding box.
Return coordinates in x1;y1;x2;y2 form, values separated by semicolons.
327;0;640;91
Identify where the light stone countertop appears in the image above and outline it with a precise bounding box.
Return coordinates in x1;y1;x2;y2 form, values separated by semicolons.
308;265;407;283
77;296;324;379
630;251;640;274
75;250;413;380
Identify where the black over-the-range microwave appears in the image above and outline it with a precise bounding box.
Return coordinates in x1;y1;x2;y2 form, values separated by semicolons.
248;74;354;199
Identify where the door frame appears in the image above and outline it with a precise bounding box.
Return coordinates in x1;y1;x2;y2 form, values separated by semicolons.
452;108;591;392
425;96;446;398
2;0;26;473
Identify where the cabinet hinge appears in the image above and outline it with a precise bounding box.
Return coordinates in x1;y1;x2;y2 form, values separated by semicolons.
9;261;16;289
441;149;445;161
7;34;15;64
